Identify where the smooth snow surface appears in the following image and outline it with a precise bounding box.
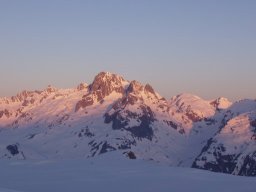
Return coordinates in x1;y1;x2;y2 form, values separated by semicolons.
0;189;21;192
0;152;255;192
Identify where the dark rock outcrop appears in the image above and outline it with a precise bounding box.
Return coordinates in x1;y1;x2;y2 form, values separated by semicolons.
238;153;256;176
144;84;155;95
105;105;155;140
192;141;238;174
99;142;116;154
185;107;203;122
75;95;94;112
75;72;126;112
125;151;137;159
6;144;19;155
90;72;125;101
251;120;256;128
0;109;12;118
88;141;116;157
126;80;144;94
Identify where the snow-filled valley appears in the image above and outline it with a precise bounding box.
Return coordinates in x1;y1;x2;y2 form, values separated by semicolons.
0;152;255;192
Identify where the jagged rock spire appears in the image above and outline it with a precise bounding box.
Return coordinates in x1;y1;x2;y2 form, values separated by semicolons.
89;72;126;101
77;83;88;91
75;72;127;111
46;85;57;93
126;80;144;94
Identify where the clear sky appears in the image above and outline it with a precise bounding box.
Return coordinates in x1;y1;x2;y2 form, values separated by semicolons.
0;0;255;101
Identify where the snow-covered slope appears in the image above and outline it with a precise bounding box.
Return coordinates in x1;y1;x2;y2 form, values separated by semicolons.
0;72;255;176
193;99;256;176
0;188;21;192
210;97;232;110
0;152;255;192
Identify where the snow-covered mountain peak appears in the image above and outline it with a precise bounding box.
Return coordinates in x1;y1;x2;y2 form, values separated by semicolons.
210;97;232;110
76;83;88;91
89;72;128;99
90;72;127;89
144;84;156;94
74;72;129;112
169;93;216;122
45;85;58;93
7;90;42;104
126;80;144;93
0;72;255;176
125;81;161;102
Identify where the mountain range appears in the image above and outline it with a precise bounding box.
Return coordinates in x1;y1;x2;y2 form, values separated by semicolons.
0;72;255;176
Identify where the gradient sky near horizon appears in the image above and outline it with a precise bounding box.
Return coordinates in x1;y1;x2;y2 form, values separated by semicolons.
0;0;255;101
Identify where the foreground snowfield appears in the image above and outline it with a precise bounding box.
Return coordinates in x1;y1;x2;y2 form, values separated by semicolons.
0;189;20;192
0;152;255;192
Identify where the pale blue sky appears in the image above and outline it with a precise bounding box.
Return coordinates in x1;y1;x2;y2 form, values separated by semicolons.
0;0;255;101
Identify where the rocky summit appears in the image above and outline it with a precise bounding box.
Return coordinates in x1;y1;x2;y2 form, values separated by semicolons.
0;72;255;176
